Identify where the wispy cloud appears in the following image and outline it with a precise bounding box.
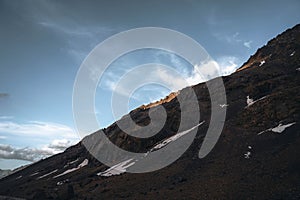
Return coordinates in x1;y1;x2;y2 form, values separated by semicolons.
212;30;252;49
0;116;14;120
0;121;78;140
214;32;253;49
38;20;114;63
38;21;110;38
206;8;252;50
100;50;239;106
213;32;242;44
153;51;191;75
243;41;253;49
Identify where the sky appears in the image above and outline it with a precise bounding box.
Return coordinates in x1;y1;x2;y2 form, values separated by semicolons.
0;0;300;169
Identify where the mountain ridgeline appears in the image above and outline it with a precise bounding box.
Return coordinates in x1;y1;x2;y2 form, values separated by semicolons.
0;24;299;199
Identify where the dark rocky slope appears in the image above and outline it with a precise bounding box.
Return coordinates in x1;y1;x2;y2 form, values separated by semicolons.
0;24;299;200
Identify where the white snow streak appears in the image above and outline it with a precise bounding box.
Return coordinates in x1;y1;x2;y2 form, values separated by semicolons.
290;51;295;56
97;122;205;177
259;60;266;66
63;158;79;168
271;123;296;133
150;121;205;151
97;159;136;177
53;159;88;178
246;95;267;108
30;172;39;176
219;104;229;108
258;122;296;135
37;169;58;179
15;175;22;180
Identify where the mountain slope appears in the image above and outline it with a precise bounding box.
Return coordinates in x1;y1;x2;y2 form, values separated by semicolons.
0;24;299;200
0;165;29;180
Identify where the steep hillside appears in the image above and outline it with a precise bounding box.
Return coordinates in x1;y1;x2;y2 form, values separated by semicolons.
0;24;299;200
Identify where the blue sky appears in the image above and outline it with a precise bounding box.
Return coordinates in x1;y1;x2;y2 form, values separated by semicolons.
0;0;300;169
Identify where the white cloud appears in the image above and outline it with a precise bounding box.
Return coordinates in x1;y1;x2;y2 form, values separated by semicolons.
153;67;187;90
187;60;220;85
0;121;79;161
0;139;74;162
0;136;6;139
216;56;240;76
0;144;50;161
41;139;74;154
243;41;253;49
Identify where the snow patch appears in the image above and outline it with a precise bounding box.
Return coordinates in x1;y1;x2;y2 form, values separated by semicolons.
53;159;89;178
259;60;265;66
219;104;229;108
246;95;267;108
97;122;205;177
68;158;79;165
244;146;252;158
37;169;58;180
150;121;205;152
15;175;22;180
30;172;39;176
246;96;254;106
244;151;251;159
258;122;296;135
271;123;296;133
54;168;78;178
57;179;69;186
78;159;89;167
57;181;63;186
64;158;79;168
290;51;295;56
97;159;136;177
